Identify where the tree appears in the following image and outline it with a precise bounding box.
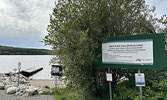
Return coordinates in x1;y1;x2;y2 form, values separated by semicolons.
44;0;164;98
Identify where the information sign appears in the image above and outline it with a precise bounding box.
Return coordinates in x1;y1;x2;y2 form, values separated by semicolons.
106;73;113;82
102;39;153;65
51;65;62;76
135;73;145;87
96;33;166;70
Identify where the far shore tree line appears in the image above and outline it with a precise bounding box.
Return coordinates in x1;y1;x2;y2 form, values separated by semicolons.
0;45;51;55
44;0;167;99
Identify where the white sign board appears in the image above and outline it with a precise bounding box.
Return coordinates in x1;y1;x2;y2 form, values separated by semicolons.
52;67;60;73
106;73;113;82
102;39;153;65
135;73;145;87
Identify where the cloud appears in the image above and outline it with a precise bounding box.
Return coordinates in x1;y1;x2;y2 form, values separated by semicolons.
0;0;55;48
146;0;167;18
1;0;165;48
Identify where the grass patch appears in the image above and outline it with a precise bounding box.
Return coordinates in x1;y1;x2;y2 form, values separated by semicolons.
42;88;105;100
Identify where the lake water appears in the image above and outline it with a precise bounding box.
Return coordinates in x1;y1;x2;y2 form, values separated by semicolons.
0;55;54;79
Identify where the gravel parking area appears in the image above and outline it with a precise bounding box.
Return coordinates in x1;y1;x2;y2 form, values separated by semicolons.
30;79;55;88
0;90;54;100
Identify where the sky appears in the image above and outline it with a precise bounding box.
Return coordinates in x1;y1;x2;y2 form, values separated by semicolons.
0;0;167;49
145;0;167;18
0;0;55;49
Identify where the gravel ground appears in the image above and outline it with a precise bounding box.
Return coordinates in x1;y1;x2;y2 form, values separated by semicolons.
30;79;55;88
0;90;54;100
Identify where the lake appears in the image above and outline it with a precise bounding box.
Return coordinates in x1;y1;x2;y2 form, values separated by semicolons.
0;55;54;79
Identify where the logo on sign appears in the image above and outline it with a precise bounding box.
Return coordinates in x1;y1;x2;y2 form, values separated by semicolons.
136;58;141;61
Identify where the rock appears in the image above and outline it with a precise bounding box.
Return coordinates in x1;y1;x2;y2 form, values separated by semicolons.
15;92;21;96
44;85;50;89
16;87;20;92
38;91;43;95
0;86;4;90
18;85;26;91
27;86;35;89
37;88;42;92
25;88;38;96
15;92;23;96
6;87;17;94
0;85;5;90
11;82;17;87
22;93;29;97
19;92;23;96
4;85;12;90
15;85;27;96
0;83;4;90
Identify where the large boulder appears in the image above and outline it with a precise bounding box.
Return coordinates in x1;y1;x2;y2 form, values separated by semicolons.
25;88;38;96
4;85;12;90
6;87;17;94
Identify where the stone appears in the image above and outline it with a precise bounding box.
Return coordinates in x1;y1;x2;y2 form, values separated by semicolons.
18;85;26;91
25;88;38;96
38;91;43;95
4;85;12;90
44;85;50;89
0;83;4;90
15;92;21;96
22;93;29;97
6;87;17;94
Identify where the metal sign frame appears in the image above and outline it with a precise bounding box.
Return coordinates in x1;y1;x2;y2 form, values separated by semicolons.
96;33;166;70
51;65;62;76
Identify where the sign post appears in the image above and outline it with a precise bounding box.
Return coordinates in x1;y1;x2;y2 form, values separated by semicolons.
135;70;145;100
54;76;59;87
106;68;112;100
18;62;21;86
51;65;62;88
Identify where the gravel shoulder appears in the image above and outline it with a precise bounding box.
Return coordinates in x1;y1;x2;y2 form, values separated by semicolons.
30;79;55;88
0;90;54;100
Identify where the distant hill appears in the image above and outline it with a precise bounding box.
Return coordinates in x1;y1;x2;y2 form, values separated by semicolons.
0;45;51;55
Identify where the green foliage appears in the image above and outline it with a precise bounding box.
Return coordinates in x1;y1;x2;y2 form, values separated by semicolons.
45;0;167;99
142;67;167;99
110;71;167;100
113;80;139;100
42;88;105;100
0;45;51;55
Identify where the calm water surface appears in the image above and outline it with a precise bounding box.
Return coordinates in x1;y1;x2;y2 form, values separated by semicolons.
0;55;54;79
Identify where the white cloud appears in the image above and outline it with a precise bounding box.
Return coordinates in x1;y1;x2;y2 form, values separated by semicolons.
1;0;165;48
0;0;55;40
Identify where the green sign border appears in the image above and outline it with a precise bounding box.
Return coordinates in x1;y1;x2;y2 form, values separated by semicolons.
96;33;166;70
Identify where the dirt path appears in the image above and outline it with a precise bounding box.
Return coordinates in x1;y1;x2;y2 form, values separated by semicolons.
0;90;54;100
